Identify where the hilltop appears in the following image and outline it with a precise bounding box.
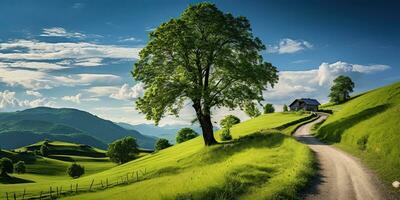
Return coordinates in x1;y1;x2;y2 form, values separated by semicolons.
0;107;157;150
316;81;400;187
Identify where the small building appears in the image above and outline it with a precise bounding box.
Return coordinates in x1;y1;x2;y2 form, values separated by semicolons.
289;98;320;112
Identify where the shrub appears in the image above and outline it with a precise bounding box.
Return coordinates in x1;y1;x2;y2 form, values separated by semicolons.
40;144;49;157
220;129;232;141
67;163;85;178
0;157;13;177
14;161;26;174
357;135;369;151
283;104;288;112
176;128;199;143
107;136;139;164
263;103;275;114
220;115;240;129
155;138;172;151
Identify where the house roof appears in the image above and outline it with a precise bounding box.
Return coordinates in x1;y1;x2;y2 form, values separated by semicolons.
289;98;320;107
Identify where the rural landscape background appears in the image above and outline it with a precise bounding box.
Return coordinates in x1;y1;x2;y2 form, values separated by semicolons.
0;0;399;199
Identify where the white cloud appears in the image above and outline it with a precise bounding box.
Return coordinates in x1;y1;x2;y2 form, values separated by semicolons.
263;61;390;104
54;74;121;86
1;61;68;71
0;90;54;110
0;39;141;60
84;86;120;97
62;93;82;104
40;27;86;38
110;83;144;100
267;38;312;54
26;90;42;97
0;67;52;90
73;57;103;67
119;37;141;42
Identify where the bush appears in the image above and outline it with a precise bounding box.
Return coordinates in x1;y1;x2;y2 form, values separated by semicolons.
14;161;26;174
155;138;172;151
283;104;288;112
0;157;13;177
40;144;49;157
176;128;199;143
220;115;240;129
263;103;275;114
357;135;369;151
67;163;85;178
107;136;139;164
220;129;232;141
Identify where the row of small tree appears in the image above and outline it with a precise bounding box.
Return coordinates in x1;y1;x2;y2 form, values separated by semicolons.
244;103;276;118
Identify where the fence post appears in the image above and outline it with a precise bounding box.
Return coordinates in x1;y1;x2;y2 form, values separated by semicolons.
106;178;108;188
101;180;103;188
60;186;62;196
70;184;72;192
22;189;26;200
49;187;52;199
39;191;42;200
5;192;8;200
13;192;16;200
75;183;78;193
56;186;59;196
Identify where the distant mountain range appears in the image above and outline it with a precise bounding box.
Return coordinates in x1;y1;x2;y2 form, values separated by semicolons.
0;107;157;150
117;122;215;144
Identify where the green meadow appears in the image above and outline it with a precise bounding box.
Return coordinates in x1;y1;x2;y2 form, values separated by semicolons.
0;112;315;200
316;81;400;187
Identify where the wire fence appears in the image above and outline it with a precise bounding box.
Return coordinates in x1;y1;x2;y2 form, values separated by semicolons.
3;168;148;200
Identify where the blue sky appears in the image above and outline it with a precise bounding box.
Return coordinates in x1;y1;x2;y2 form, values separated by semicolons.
0;0;399;125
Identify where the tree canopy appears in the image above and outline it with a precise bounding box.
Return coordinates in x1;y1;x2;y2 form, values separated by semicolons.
263;103;275;114
329;75;355;104
107;136;139;164
133;3;278;145
220;115;240;129
283;104;288;112
14;161;26;174
0;157;13;177
244;102;261;118
155;138;172;151
176;128;199;143
67;163;85;178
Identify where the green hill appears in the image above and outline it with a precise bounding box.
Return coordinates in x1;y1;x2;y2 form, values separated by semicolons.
0;107;157;150
316;81;400;186
0;112;316;199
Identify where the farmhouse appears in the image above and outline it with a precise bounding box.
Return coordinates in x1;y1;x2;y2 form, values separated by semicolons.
289;98;320;112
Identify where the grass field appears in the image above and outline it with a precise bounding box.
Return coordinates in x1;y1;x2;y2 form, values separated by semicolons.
315;81;400;188
0;112;314;199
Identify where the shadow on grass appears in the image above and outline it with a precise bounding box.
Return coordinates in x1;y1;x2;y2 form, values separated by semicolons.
0;175;35;184
316;104;390;144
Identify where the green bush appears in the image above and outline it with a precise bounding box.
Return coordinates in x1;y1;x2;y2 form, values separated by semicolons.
14;161;26;174
220;115;240;129
67;163;85;178
357;135;368;151
107;136;139;164
263;103;275;114
40;144;49;157
155;138;172;151
220;129;232;141
0;157;13;177
176;128;199;143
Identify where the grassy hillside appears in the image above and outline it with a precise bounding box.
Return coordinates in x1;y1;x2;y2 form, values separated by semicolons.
1;112;314;199
315;81;400;186
0;107;157;149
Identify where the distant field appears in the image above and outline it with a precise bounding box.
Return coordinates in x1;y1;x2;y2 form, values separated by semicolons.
315;81;400;187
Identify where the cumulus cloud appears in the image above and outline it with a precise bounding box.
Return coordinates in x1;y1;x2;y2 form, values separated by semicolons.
62;93;82;104
0;39;141;60
73;58;103;67
40;27;86;38
26;90;42;97
0;90;54;110
263;61;390;104
0;61;68;71
54;74;121;86
267;38;312;54
84;86;120;97
110;83;145;100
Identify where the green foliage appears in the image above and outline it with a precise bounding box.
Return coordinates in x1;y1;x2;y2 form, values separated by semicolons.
40;144;49;157
107;136;139;164
14;161;26;174
220;115;240;129
329;75;355;104
263;103;275;114
0;157;13;176
244;101;261;118
176;128;199;143
67;163;85;178
357;135;368;151
220;129;232;141
283;104;288;112
133;2;278;145
155;138;172;151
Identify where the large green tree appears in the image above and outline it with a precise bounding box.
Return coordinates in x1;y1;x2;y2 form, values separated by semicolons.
329;75;355;104
133;3;278;145
107;137;139;164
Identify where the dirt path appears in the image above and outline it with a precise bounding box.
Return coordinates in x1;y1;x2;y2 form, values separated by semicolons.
294;115;393;200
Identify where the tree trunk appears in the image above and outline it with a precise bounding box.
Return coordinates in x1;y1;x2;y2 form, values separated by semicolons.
199;114;218;146
193;102;218;146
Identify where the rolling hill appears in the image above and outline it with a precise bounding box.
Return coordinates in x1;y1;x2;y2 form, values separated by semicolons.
316;81;400;187
0;107;157;150
0;112;316;199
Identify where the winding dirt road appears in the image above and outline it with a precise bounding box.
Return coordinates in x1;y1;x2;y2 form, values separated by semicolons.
294;115;394;200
